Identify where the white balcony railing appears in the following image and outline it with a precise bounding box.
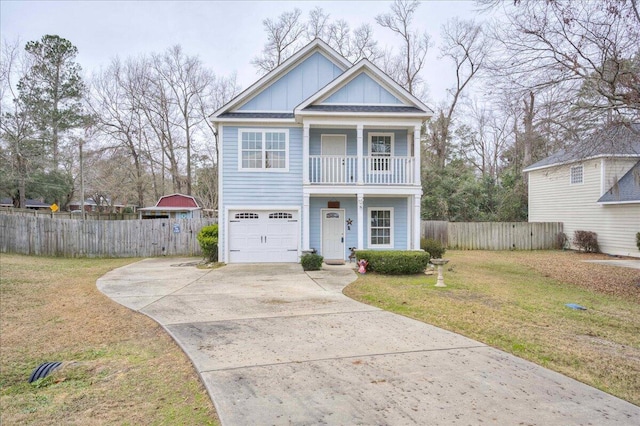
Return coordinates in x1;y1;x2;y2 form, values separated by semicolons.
308;156;415;185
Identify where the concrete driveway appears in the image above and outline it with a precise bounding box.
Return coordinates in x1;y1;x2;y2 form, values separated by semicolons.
97;258;640;425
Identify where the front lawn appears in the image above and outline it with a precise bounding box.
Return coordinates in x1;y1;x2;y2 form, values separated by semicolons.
344;250;640;405
0;254;218;425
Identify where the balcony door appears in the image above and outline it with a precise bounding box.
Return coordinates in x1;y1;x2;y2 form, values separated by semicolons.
321;135;346;183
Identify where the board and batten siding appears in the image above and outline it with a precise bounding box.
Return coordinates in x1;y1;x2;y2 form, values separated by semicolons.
323;73;403;105
528;158;640;257
238;52;343;112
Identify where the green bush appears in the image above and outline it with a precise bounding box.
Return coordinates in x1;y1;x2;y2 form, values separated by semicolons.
420;238;446;259
573;230;599;253
356;250;430;275
300;253;323;271
197;224;219;262
636;232;640;251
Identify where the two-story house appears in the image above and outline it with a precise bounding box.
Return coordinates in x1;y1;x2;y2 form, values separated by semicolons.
524;124;640;257
212;39;432;263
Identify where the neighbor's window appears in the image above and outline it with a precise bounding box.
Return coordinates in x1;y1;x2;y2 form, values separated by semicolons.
570;165;583;185
369;133;393;171
369;208;393;247
239;129;288;171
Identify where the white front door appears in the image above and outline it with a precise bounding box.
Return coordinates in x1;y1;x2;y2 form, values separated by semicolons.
321;135;346;183
321;209;345;260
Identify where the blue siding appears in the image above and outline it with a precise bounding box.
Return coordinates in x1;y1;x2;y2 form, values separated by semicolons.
222;125;303;206
364;197;409;250
323;73;403;105
239;52;343;111
309;196;410;259
310;197;358;258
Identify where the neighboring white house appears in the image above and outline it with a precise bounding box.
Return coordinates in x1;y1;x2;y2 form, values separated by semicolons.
523;124;640;258
211;39;432;263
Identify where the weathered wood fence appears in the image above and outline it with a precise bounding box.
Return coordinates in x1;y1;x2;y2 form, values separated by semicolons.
0;207;139;220
0;215;217;257
422;221;563;250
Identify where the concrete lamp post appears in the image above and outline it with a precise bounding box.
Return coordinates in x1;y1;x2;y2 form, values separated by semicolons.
430;259;449;287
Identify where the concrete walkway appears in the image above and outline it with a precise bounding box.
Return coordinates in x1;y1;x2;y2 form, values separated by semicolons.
97;258;640;425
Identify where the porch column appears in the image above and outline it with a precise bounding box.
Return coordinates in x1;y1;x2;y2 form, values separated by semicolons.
303;124;310;185
413;194;421;250
356;124;364;184
357;193;364;249
303;193;310;251
413;125;421;184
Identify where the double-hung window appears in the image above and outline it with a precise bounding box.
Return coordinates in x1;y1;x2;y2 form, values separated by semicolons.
239;129;289;171
368;208;394;248
369;133;393;172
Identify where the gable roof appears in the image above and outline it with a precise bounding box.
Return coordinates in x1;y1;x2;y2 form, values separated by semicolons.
155;193;200;209
212;39;351;120
598;161;640;204
524;124;640;172
295;58;433;117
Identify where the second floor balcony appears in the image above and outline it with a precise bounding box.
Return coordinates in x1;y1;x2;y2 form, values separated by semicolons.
308;155;417;185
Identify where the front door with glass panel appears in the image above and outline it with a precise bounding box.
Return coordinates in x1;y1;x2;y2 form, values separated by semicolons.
321;209;345;260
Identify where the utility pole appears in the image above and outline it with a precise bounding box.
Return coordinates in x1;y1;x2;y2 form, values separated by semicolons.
80;137;85;221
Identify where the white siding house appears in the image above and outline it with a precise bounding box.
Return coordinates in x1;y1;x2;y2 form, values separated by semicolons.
524;125;640;258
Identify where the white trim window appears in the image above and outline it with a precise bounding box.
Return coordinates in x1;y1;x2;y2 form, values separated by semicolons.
570;165;583;185
369;132;393;172
368;207;394;248
239;129;289;171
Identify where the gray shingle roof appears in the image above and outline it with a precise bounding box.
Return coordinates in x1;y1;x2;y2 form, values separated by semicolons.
303;105;425;113
218;112;295;119
598;161;640;203
524;124;640;171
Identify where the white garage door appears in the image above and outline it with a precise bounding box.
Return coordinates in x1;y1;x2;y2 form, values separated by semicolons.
228;210;299;263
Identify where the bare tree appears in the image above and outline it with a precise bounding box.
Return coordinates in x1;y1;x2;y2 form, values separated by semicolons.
488;0;640;130
252;8;305;73
376;0;430;96
425;18;487;168
88;57;152;208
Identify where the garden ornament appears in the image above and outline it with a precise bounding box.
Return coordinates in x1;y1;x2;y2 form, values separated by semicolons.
357;259;368;274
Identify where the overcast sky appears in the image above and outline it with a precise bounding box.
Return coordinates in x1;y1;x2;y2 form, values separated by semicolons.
1;0;485;105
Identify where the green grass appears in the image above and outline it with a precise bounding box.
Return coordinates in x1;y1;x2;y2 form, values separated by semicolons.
1;254;219;425
344;250;640;405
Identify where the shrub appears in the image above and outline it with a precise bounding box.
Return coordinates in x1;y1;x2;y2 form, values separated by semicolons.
356;250;430;275
573;230;599;253
420;238;446;259
556;232;568;250
301;253;323;271
637;232;640;251
197;224;219;262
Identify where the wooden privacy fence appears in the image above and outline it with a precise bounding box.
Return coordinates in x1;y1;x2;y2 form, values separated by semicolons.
422;221;563;250
0;215;217;258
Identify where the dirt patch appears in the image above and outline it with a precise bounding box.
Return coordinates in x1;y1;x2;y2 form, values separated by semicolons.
507;251;640;301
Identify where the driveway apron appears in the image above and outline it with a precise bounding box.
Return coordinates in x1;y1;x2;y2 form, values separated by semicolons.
97;258;640;425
